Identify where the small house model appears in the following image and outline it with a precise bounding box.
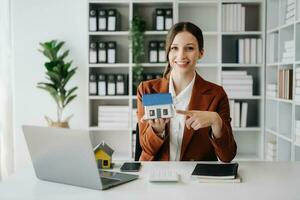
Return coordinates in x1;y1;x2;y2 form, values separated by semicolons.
94;141;114;169
142;93;174;120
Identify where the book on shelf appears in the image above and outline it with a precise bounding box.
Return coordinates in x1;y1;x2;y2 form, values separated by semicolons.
241;102;248;128
234;102;240;127
229;100;249;128
278;69;293;99
191;163;239;180
222;4;245;32
268;33;278;63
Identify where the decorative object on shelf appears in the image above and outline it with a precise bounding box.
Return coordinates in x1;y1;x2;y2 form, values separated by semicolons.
94;141;114;169
130;16;146;95
37;40;78;128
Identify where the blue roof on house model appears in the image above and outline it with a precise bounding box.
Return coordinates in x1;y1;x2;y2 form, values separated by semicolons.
142;93;173;106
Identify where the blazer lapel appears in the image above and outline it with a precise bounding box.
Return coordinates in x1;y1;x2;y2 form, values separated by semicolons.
180;74;215;160
151;75;169;93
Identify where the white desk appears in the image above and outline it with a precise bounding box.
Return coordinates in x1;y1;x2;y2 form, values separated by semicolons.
0;161;299;200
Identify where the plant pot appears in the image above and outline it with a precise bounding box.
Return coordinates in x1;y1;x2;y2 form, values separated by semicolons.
48;121;69;128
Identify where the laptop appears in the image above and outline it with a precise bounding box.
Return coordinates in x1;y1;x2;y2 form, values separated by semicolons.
22;125;138;190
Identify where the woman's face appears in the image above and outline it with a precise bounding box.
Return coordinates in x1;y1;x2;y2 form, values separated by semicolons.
168;31;203;75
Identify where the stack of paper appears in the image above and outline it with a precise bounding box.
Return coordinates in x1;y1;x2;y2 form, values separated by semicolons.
295;120;300;144
282;40;294;63
222;71;253;98
98;106;130;128
285;0;296;24
265;141;277;161
266;83;278;98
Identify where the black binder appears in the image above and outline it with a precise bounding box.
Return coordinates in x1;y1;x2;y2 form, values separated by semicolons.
191;163;239;179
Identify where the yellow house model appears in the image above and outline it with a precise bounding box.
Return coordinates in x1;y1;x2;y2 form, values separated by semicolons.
94;141;114;169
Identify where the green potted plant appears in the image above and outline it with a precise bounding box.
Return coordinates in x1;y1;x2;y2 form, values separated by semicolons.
130;16;146;95
37;40;78;128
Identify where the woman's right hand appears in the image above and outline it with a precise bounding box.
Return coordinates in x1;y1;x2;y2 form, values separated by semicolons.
141;118;169;134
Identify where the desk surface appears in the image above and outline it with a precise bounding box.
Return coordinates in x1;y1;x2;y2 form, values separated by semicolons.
0;161;299;200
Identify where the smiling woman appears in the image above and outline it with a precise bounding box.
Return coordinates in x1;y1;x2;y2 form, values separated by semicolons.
136;22;236;162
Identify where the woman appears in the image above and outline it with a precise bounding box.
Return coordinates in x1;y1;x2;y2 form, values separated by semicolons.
136;22;236;162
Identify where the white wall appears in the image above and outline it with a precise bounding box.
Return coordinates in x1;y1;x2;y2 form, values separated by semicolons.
11;0;88;170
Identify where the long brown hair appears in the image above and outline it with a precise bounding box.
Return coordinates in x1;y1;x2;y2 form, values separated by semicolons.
163;22;204;78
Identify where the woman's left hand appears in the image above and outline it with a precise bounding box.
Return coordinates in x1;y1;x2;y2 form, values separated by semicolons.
176;109;223;138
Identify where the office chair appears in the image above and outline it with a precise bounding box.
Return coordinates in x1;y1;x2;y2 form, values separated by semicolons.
134;123;142;161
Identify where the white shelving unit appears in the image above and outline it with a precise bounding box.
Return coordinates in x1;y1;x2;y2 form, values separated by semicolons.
265;0;300;161
87;0;265;161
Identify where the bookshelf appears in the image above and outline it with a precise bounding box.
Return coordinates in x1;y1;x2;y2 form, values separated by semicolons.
87;0;265;161
265;0;300;161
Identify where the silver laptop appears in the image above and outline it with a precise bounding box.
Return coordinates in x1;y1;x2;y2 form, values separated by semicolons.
22;125;138;190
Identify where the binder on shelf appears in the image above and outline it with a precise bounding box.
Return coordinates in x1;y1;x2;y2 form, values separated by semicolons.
107;74;116;95
107;9;118;31
250;38;256;64
164;9;173;30
89;42;97;64
158;41;166;63
144;74;154;81
116;74;125;95
98;42;107;63
98;9;107;31
238;39;244;64
149;41;158;63
154;9;164;31
107;41;116;63
97;74;106;96
89;9;97;32
89;74;97;95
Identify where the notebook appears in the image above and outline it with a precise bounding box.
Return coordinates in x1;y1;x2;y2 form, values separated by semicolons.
191;163;239;180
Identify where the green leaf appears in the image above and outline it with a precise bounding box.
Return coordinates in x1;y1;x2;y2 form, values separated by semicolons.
63;94;77;108
58;49;69;61
62;67;77;88
55;41;65;52
66;86;78;98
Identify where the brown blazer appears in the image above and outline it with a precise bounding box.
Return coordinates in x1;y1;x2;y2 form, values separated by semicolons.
136;73;237;162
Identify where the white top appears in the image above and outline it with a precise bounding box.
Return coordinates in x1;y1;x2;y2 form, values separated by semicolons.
169;71;196;161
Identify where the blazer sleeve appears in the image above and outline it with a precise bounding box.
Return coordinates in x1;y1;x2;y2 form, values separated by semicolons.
136;82;166;161
209;87;237;162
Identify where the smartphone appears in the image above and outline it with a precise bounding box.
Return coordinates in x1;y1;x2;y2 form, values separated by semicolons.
120;162;141;172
